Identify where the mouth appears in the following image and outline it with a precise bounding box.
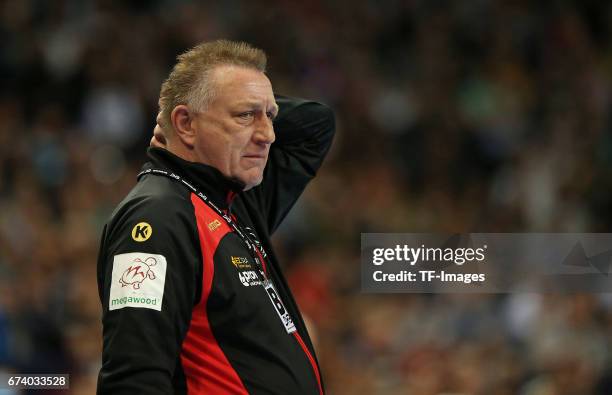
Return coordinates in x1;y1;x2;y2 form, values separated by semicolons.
243;154;267;159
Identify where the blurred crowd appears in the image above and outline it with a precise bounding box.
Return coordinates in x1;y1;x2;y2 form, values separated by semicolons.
1;0;612;394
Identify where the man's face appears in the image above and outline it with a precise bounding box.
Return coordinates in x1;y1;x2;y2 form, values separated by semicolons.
192;65;277;190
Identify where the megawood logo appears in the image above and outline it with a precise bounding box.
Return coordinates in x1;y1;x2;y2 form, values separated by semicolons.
111;295;159;307
119;257;157;289
110;252;167;311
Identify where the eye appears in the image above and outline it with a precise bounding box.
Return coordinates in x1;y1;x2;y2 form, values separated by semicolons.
238;111;255;120
266;111;276;120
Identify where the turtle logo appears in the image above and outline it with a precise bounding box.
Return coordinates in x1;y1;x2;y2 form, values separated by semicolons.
119;257;157;290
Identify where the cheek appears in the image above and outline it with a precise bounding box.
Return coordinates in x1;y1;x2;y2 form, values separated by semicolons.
233;136;253;159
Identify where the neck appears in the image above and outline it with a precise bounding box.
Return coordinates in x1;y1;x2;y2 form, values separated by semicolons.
167;140;197;162
145;147;246;209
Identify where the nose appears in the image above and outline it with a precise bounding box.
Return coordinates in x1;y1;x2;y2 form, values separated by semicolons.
253;115;275;145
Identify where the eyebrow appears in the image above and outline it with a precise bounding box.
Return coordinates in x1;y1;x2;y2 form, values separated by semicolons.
235;101;279;114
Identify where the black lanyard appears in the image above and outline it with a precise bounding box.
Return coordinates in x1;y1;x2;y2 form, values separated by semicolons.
137;168;268;276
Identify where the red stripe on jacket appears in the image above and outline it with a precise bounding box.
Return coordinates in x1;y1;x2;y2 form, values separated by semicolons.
180;194;248;394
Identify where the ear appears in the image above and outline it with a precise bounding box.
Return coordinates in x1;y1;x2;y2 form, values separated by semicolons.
170;105;196;148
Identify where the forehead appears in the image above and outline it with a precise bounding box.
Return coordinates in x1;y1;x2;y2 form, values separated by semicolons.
209;65;274;105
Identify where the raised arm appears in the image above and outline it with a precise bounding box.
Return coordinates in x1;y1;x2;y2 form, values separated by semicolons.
246;95;335;234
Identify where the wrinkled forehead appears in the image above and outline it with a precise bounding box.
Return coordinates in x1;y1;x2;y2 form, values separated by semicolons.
208;65;276;107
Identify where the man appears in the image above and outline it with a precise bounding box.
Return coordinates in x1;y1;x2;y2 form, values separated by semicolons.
96;40;334;394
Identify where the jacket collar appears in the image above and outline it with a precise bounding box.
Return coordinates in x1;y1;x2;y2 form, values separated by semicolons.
142;147;244;209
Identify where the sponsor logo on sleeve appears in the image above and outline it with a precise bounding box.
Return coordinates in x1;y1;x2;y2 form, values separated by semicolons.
109;252;167;311
132;222;152;242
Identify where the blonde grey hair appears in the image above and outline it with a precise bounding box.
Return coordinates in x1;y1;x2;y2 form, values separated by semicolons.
158;40;267;129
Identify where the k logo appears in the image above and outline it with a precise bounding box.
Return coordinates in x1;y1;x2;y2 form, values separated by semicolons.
132;222;152;242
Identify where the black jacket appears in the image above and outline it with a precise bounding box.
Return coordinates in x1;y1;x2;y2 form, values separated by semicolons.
96;96;335;394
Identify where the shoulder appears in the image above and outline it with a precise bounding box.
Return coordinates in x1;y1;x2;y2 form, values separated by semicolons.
105;174;197;244
115;174;192;216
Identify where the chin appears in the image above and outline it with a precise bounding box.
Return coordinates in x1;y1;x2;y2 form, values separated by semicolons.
241;175;264;191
